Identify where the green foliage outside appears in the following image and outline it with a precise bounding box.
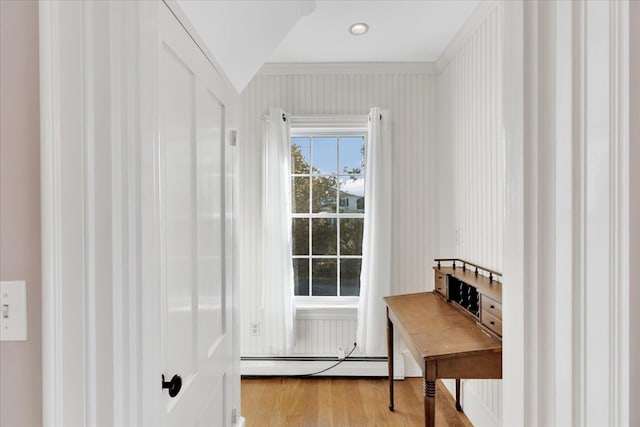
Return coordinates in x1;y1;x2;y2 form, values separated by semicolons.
290;140;365;296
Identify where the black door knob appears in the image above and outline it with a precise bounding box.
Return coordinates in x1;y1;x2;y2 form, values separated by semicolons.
162;374;182;398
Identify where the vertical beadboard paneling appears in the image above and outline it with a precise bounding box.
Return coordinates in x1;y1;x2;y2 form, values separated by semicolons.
437;4;503;425
293;319;357;356
239;68;436;356
439;7;503;272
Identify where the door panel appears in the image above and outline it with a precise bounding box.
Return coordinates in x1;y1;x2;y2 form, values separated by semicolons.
158;4;231;426
197;87;224;357
196;374;226;426
162;41;196;385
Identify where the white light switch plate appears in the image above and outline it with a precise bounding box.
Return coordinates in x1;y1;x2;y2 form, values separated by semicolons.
0;280;28;341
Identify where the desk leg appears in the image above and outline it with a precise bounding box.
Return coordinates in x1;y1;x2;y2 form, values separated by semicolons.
455;379;462;411
424;378;436;427
387;308;394;411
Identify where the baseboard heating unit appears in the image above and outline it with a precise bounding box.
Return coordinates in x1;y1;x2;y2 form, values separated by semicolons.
241;356;405;379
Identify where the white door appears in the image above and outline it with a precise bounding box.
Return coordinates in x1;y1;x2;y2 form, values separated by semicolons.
155;4;232;426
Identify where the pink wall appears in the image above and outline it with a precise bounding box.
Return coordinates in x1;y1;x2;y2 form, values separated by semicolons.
0;1;42;426
630;2;639;426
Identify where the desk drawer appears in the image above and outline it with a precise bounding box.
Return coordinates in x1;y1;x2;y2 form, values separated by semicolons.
434;271;447;297
481;295;502;320
481;309;502;337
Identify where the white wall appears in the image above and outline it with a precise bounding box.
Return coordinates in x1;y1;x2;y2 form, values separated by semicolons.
238;65;437;357
630;2;640;424
502;1;631;425
0;2;42;426
39;2;116;424
437;4;503;270
436;3;504;425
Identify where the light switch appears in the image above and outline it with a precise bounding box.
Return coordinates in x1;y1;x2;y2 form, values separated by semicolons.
0;280;28;341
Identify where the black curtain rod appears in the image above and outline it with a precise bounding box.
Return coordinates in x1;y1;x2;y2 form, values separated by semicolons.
279;112;380;122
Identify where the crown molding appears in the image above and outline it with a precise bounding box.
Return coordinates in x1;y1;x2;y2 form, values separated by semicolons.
258;61;436;76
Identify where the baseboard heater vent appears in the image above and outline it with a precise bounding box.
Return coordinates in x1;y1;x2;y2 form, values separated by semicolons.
241;356;404;378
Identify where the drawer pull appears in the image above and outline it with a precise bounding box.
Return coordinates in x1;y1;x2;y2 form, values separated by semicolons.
490;321;495;325
490;305;495;309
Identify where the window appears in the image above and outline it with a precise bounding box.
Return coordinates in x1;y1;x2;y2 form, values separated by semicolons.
290;131;366;297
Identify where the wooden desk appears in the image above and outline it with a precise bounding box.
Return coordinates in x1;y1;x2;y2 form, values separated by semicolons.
385;292;502;427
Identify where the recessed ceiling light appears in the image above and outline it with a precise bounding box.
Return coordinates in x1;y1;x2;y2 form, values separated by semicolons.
349;23;369;36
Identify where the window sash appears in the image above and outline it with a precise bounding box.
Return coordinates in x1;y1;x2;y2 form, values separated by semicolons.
292;256;363;297
288;115;368;136
291;215;364;297
290;127;366;298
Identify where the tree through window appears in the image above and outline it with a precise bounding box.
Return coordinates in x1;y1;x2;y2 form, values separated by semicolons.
291;133;366;297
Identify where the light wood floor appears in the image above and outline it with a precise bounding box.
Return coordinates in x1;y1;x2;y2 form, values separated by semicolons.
241;377;473;427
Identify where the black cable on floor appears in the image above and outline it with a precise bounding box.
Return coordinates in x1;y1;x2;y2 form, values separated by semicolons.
294;342;358;377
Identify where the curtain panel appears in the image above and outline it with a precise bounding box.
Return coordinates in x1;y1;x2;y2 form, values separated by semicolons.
262;108;296;355
357;107;393;356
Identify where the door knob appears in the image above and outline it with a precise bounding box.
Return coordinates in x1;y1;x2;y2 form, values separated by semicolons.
162;374;182;398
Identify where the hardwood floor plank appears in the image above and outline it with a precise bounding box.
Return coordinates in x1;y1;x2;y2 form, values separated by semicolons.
330;379;349;426
317;379;333;426
241;377;474;427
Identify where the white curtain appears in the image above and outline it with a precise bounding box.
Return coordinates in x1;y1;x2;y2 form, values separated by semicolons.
357;107;392;356
262;107;296;355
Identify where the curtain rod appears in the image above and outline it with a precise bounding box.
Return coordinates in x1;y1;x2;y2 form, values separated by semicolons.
261;113;377;122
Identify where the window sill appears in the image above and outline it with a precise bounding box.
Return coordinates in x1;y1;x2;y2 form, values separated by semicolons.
295;297;358;320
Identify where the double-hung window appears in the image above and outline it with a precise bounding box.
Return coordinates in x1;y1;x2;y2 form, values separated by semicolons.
290;122;366;299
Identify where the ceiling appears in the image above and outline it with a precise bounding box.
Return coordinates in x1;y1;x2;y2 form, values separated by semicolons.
177;0;480;92
269;0;480;63
177;0;314;92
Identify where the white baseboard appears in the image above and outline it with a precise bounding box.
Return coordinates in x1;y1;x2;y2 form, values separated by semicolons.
460;380;502;427
402;350;423;377
241;357;405;379
441;379;502;427
441;378;456;396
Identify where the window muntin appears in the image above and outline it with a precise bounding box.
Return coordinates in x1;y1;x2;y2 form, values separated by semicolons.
291;133;366;297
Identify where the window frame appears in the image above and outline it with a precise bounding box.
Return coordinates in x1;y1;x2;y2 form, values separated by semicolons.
290;123;367;302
